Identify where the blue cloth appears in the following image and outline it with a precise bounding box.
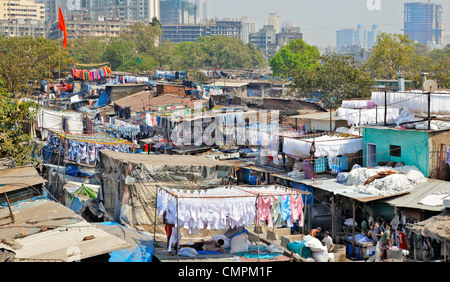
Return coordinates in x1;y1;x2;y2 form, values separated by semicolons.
234;246;282;259
280;195;291;227
314;158;327;173
347;233;372;243
339;157;349;170
197;251;223;255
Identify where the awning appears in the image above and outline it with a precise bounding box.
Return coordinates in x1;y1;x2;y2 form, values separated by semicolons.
383;178;450;212
0;166;47;194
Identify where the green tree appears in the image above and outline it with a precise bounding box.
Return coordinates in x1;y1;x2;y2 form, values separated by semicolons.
69;37;108;64
270;38;320;78
165;36;265;70
0;36;74;94
363;33;417;81
291;53;374;109
101;37;137;70
119;22;161;54
0;81;37;165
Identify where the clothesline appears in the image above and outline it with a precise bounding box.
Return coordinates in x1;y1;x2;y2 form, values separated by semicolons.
156;185;308;236
158;185;308;199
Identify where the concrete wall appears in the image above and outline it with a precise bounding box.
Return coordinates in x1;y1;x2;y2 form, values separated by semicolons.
362;127;430;177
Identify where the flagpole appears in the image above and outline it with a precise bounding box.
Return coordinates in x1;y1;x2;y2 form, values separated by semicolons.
59;28;61;80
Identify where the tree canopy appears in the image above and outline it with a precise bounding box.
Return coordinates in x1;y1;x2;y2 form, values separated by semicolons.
0;36;74;94
68;24;265;72
290;53;374;109
363;33;450;88
269;39;321;78
0;80;37;165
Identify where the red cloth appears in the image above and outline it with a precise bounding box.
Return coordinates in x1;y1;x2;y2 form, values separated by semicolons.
58;6;68;52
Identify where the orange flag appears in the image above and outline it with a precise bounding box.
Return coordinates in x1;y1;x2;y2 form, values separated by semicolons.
58;6;68;53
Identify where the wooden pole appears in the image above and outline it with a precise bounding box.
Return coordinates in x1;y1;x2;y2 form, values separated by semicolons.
352;200;356;259
154;186;158;246
439;143;444;180
331;195;335;243
384;90;387;126
329;108;332;133
428;89;431;130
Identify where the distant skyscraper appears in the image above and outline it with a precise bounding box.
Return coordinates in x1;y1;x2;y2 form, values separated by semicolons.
77;0;159;21
264;13;279;33
336;24;381;51
241;16;257;43
160;0;197;24
149;0;160;20
196;0;209;23
368;25;381;48
336;28;356;51
403;2;444;46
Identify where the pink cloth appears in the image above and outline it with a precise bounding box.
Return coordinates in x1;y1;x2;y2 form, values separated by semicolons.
257;196;273;228
290;195;304;227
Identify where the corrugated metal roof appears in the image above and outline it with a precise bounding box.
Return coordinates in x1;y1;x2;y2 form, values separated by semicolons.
271;172;410;203
0;198;130;261
0;166;47;194
13;221;130;262
112;92;205;112
383;178;450;212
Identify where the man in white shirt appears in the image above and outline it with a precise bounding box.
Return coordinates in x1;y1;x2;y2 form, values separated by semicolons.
322;231;334;252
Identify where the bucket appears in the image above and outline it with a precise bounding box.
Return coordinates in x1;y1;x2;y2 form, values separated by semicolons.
332;244;346;262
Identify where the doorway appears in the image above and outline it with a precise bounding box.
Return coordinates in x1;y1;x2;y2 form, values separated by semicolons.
367;143;377;168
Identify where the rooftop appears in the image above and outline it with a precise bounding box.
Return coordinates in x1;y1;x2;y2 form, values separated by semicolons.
0;198;130;261
111;92;205;112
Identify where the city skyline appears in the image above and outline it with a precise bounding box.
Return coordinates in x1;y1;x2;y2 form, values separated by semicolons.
208;0;450;48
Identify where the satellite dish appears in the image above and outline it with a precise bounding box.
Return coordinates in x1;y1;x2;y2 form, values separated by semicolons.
423;80;438;93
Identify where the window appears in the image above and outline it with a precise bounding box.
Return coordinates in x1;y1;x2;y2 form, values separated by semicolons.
390;145;401;157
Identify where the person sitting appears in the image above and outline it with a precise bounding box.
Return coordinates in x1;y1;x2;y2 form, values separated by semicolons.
182;239;226;254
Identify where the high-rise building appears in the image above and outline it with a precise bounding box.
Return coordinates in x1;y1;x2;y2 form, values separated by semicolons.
356;24;369;50
160;0;197;25
264;13;279;33
0;0;46;37
71;0;159;22
249;25;277;58
195;0;209;23
276;26;302;48
161;19;241;43
336;28;356;51
403;2;444;46
336;24;381;51
241;16;257;43
0;0;45;20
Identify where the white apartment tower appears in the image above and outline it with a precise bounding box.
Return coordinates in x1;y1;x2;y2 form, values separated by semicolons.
241;16;257;43
196;0;209;23
149;0;160;20
264;12;279;33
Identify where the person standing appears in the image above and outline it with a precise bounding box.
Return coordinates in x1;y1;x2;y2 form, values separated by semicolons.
396;226;407;250
379;223;393;260
322;231;334;252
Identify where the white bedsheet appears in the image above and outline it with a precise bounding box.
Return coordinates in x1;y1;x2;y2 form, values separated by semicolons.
283;135;362;158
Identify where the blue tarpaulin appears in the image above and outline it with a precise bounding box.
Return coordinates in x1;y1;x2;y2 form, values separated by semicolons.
93;88;111;108
96;222;155;262
291;182;314;206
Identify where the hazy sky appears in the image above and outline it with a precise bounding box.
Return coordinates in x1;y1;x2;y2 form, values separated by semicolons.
208;0;450;48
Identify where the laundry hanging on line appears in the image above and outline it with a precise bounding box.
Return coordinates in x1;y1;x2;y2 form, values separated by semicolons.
71;66;112;82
